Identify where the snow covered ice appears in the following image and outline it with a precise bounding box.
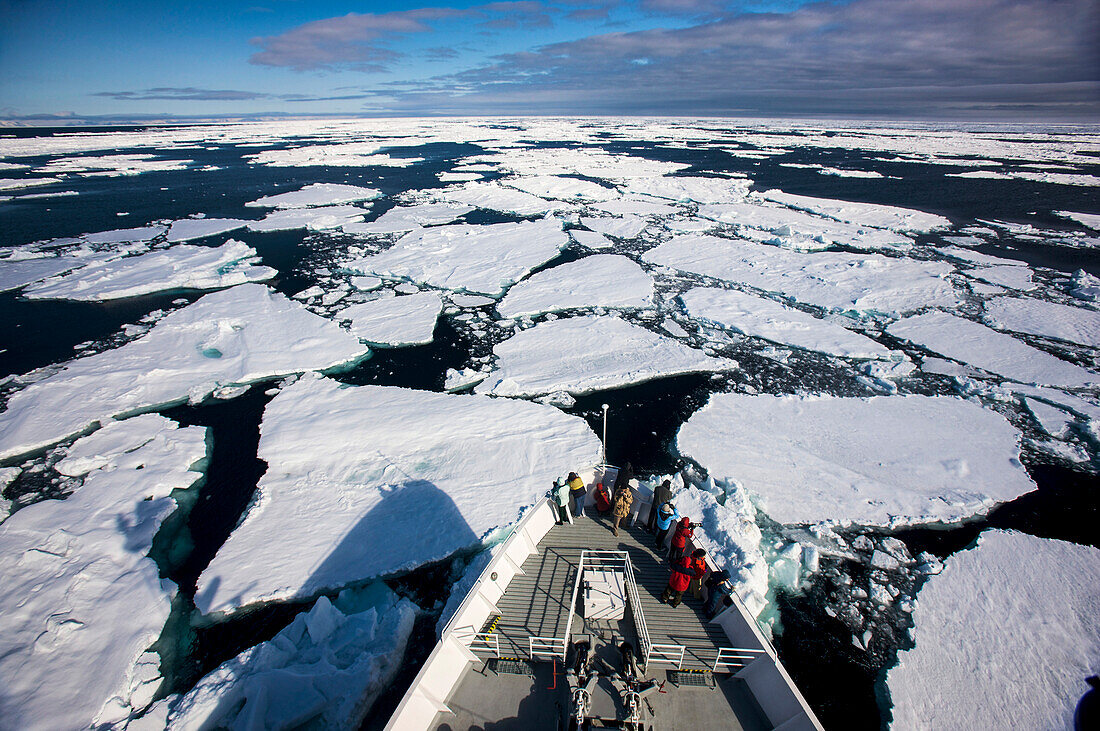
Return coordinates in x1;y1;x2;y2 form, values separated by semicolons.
23;240;276;300
345;219;569;297
165;217;250;243
475;315;738;398
496;254;654;319
0;284;369;461
0;256;84;292
677;393;1035;527
245;182;382;209
246;205;367;232
166;584;417;730
678;286;895;359
342;202;473;234
195;375;601;615
983;296;1100;347
336;291;443;346
759;190;952;233
0;415;207;730
888;530;1100;730
888;310;1099;388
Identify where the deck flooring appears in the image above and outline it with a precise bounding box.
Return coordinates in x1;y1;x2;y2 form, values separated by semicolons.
485;512;733;671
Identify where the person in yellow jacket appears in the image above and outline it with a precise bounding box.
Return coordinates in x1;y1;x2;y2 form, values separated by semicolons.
567;472;587;517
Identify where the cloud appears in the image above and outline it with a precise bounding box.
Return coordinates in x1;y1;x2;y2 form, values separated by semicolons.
373;0;1099;118
94;87;271;101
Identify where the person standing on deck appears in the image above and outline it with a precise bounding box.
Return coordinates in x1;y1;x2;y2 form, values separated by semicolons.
669;517;694;563
655;502;679;553
647;479;672;534
610;480;633;537
567;472;587;518
661;549;707;607
552;478;571;524
704;569;734;618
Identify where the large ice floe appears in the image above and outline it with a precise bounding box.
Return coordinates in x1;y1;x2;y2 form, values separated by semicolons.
696;201;914;252
475;315;737;398
344;219;569;297
0;414;207;730
335;291;443;346
245;183;382;209
342;202;474;234
888;311;1098;388
195;375;601;615
165;584;417;730
678;287;894;359
0;284;369;461
983;296;1100;348
22;240;276;301
888;530;1100;729
677;393;1034;528
246;205;366;232
0;256;85;292
496;254;654;319
165;218;250;243
434;181;566;216
758;190;952;232
503;175;619;202
644;234;959;316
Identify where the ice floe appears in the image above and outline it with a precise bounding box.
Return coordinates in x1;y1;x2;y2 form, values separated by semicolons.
0;256;85;292
697;202;913;252
1054;210;1100;232
195;375;601;615
165;218;250;243
496;254;653;319
581;215;648;239
644;234;959;317
246;144;420;168
23;241;275;301
336;292;443;346
964;265;1035;291
435;181;565;216
570;229;613;249
503;175;619;202
167;585;417;730
983;296;1100;348
345;219;569;297
0;177;61;190
342;202;473;234
0;284;369;461
247;205;366;232
475;315;737;398
81;225;168;245
677;393;1034;528
679;287;894;359
888;530;1100;730
592;197;678;217
0;415;207;730
622;176;751;204
888;311;1098;388
759;191;951;232
245;183;382;209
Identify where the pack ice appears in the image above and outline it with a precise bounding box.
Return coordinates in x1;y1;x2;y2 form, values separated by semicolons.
336;291;443;346
983;296;1100;348
678;287;894;359
677;393;1034;528
888;311;1098;388
0;284;369;461
475;315;737;398
644;235;959;317
497;254;654;319
697;201;913;252
759;190;951;232
0;415;206;731
888;530;1100;730
167;585;417;730
345;219;569;297
23;240;275;300
195;375;602;616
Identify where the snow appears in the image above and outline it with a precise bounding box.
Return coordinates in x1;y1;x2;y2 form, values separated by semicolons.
760;190;952;232
888;311;1098;388
496;254;654;319
1025;398;1074;438
621;176;750;204
503;175;618;202
581;215;647;239
570;229;613;249
245;183;383;209
679;287;894;359
343;202;474;234
0;256;85;292
165;218;249;243
677;393;1034;528
247;205;366;232
23;240;276;301
592;197;678;216
344;219;569;297
435;181;565;216
194;375;602;615
888;530;1100;730
964;265;1035;291
983;297;1100;347
475;315;737;398
1055;210;1100;232
644;234;959;317
697;202;913;252
0;415;207;730
336;292;443;346
167;585;417;731
0;284;369;461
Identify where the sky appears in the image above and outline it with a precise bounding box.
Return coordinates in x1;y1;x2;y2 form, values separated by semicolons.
0;0;1097;123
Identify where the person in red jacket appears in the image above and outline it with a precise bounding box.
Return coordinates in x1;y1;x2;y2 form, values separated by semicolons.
669;517;694;563
661;549;707;607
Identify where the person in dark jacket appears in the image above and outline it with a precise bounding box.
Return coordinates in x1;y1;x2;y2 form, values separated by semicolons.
647;479;672;533
567;472;587;517
661;549;706;607
704;569;734;618
669;516;694;563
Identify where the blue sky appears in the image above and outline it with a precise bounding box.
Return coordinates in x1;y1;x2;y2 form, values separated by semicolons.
1;0;1097;122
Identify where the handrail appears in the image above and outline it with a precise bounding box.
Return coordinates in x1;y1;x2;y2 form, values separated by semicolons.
648;643;686;669
562;550;587;650
621;559;651;667
713;647;766;673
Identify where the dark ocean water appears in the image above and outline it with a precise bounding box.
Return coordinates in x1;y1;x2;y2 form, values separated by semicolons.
2;121;1099;729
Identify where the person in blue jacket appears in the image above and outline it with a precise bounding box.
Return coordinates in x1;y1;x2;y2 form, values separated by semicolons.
654;501;679;553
